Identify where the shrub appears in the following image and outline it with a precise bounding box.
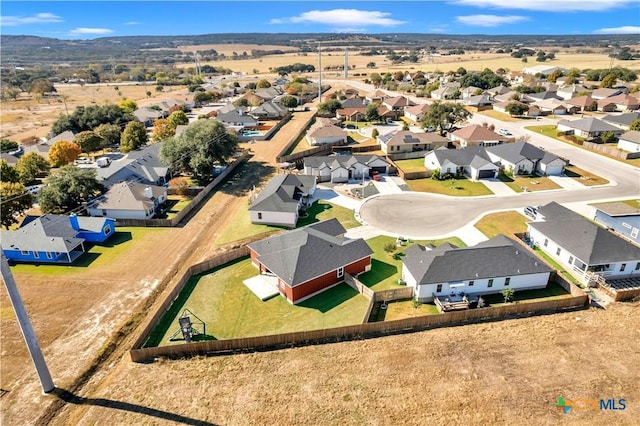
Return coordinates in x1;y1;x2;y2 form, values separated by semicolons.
384;242;397;253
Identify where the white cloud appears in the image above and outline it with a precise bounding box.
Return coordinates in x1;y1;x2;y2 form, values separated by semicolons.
123;21;140;26
456;14;528;27
270;9;405;28
1;12;62;26
594;25;640;34
453;0;635;12
69;27;114;35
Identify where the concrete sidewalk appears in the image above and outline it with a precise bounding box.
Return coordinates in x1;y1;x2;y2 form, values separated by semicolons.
345;225;388;240
311;188;361;210
548;175;588;190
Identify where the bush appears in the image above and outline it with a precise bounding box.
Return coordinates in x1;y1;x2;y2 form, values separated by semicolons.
383;242;397;253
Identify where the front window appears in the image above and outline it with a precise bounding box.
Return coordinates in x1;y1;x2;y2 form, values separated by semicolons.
103;225;111;235
337;267;344;278
436;284;442;292
258;212;262;220
620;263;626;272
505;277;511;286
488;279;494;288
556;247;561;256
469;280;474;286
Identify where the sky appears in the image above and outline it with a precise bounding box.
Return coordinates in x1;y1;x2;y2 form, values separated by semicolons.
1;0;639;39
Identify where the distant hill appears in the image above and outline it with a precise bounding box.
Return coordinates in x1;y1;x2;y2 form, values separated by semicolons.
1;33;637;67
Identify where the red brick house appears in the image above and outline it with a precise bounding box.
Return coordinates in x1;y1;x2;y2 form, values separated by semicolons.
247;219;373;304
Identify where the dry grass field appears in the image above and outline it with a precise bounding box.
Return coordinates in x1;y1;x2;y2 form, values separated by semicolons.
50;302;640;426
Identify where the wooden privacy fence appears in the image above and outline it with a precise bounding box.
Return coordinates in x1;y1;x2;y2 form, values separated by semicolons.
275;114;317;163
583;142;640;160
130;246;250;352
130;294;588;363
115;151;250;227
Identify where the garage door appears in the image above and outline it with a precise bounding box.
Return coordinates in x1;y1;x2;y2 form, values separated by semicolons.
545;165;564;176
477;169;495;179
369;166;387;175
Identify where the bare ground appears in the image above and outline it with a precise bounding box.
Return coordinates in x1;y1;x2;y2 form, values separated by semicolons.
54;302;640;425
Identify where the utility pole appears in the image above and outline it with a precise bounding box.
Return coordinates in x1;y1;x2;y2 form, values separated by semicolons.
344;48;348;79
1;255;55;393
318;44;322;102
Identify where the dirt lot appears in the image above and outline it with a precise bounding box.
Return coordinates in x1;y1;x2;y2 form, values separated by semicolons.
51;302;640;425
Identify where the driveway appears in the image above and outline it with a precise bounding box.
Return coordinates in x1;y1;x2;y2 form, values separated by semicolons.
372;175;405;195
311;188;361;211
481;178;516;196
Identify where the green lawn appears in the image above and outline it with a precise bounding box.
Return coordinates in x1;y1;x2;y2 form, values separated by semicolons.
358;235;465;291
10;227;166;276
474;211;529;239
477;109;521;122
497;174;562;192
382;300;440;320
407;177;494;196
394;158;428;173
147;257;370;347
215;199;360;247
160;195;194;220
481;281;571;306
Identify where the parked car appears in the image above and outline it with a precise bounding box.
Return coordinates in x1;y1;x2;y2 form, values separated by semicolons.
96;157;111;167
498;128;512;136
75;158;92;165
524;205;540;219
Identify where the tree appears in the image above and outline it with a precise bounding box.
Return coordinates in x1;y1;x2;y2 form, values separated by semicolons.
74;131;103;153
0;160;19;182
546;69;564;83
256;79;271;89
39;166;102;214
48;140;82;167
369;72;382;87
371;128;379;139
120;121;148;153
29;78;56;97
600;73;618;88
421;101;471;135
501;288;515;304
1;139;19;152
94;123;121;147
505;102;528;117
317;99;342;116
279;95;298;109
456;67;467;76
366;62;376;69
193;91;214;105
167;110;189;129
152;118;176;142
365;102;381;123
0;182;33;229
118;98;137;113
234;98;249;108
51;103;133;134
629;119;640;131
15;152;50;184
160;119;238;179
600;131;616;144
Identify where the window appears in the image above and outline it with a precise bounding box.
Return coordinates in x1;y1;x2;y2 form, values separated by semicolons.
33;251;39;259
436;284;443;292
568;256;574;265
103;225;111;235
468;280;474;286
635;262;640;271
337;266;344;278
488;279;494;288
505;277;511;286
544;238;548;247
620;263;626;272
632;228;639;239
556;247;561;256
46;252;53;259
257;212;262;220
21;250;29;256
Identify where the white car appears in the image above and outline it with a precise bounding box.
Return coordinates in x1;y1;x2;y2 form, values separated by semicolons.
75;158;92;165
498;128;512;136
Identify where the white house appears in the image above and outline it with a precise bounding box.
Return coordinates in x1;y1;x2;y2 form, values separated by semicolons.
425;146;499;180
402;235;553;302
304;155;389;183
486;142;566;176
527;202;640;284
403;103;431;122
522;65;567;76
87;182;167;220
249;174;316;228
557;117;624;139
617;130;640;153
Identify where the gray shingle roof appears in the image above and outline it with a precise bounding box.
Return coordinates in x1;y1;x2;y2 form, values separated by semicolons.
619;130;640;144
603;112;640;128
89;181;165;211
384;130;448;146
432;146;494;168
557;117;621;133
304;155;388;169
1;215;83;253
248;219;373;287
97;143;169;186
249;174;315;213
486;141;550;164
404;235;551;285
530;202;640;264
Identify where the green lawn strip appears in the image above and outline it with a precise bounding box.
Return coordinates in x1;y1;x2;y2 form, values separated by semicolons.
10;226;166;276
343;120;369;129
525;125;640;168
477;109;521;122
497;174;561;192
474;211;529;239
297;200;360;229
532;247;584;287
394;158;427;173
621;199;640;208
407;177;494;196
154;257;369;346
480;281;571;306
358;236;465;291
383;300;440;320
